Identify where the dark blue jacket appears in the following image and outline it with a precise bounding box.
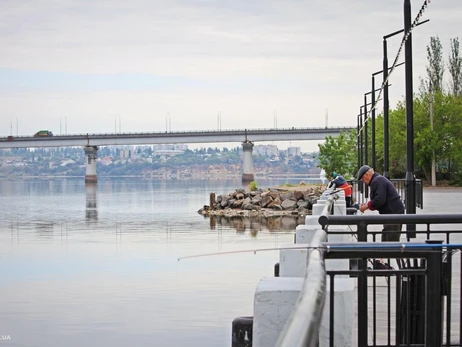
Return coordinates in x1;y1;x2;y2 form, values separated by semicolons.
328;175;347;188
368;173;405;214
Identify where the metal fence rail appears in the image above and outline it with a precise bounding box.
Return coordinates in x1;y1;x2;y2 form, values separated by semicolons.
348;178;423;208
324;242;454;347
317;213;462;347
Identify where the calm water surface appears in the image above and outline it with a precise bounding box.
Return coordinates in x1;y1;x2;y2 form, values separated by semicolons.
0;178;314;347
1;180;461;347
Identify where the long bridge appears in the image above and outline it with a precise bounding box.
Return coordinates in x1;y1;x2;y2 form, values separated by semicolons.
0;127;353;148
0;126;354;182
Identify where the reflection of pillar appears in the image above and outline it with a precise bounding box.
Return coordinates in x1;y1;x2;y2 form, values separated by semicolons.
84;146;98;183
242;141;254;183
85;183;98;222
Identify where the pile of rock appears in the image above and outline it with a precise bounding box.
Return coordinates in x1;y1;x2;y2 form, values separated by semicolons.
198;186;323;218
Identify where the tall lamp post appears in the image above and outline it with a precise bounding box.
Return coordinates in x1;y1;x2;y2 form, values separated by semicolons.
371;63;403;171
60;116;67;135
404;0;415;234
357;113;361;171
10;118;18;136
382;18;429;178
363;95;368;166
114;115;121;133
362;89;380;168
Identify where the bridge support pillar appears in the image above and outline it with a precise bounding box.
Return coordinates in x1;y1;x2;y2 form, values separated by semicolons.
85;182;98;222
241;141;254;183
83;146;98;183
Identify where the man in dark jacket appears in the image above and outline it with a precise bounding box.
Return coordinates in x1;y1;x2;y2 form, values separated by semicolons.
357;165;405;241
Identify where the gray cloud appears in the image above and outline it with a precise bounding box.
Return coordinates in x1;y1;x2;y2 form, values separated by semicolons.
0;0;461;143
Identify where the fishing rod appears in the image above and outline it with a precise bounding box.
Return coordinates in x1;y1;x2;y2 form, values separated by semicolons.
177;242;457;261
328;185;352;195
177;244;321;261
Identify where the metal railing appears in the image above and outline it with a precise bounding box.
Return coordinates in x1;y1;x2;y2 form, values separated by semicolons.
317;212;462;347
348;178;423;209
324;242;452;347
276;200;462;347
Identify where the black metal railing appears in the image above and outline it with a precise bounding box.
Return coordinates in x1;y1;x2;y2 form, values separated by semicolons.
324;242;453;347
317;213;462;347
348;178;423;209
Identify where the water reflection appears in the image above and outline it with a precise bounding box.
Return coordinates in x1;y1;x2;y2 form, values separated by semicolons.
85;183;98;222
208;214;305;233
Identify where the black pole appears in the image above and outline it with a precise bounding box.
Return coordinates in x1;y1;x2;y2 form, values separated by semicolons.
359;108;363;167
371;75;376;170
363;95;368;166
357;114;361;171
404;0;416;234
382;19;429;181
383;39;390;179
358;112;364;195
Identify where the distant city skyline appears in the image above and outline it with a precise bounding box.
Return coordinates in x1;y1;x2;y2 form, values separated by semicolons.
1;0;461;153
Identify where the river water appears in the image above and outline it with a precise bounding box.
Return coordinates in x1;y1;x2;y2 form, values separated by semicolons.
0;178;316;347
1;179;461;347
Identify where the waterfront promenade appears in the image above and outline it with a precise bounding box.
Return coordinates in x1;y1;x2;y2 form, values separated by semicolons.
255;186;462;347
364;187;462;345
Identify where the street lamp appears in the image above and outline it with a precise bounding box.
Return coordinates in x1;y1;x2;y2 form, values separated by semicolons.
359;109;363;167
382;18;429;178
362;89;381;167
10;118;18;137
370;63;404;170
60;116;67;135
166;113;171;132
404;0;415;232
114;115;121;133
363;95;368;166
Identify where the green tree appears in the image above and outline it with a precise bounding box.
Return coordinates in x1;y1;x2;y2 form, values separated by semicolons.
448;37;462;96
425;36;445;93
317;130;357;179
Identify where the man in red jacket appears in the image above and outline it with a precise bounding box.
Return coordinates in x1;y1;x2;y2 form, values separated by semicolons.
328;171;352;207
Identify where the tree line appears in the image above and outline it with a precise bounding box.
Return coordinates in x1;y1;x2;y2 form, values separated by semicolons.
318;37;462;185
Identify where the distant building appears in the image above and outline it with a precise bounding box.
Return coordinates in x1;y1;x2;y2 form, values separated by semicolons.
287;147;301;157
155;149;184;157
152;144;188;152
254;145;278;157
120;149;131;158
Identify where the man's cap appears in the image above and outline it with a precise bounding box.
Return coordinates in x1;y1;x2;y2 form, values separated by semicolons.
357;165;371;180
331;171;337;178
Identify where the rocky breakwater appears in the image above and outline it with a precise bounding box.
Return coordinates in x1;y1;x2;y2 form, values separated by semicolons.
198;184;324;218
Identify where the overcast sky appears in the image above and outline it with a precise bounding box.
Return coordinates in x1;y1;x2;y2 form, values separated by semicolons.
1;0;460;151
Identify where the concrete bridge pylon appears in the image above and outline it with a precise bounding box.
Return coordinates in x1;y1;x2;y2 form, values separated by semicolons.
242;140;254;183
84;146;98;183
